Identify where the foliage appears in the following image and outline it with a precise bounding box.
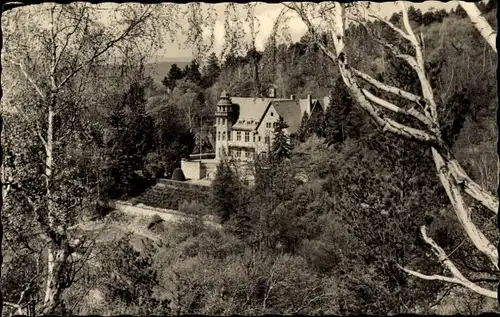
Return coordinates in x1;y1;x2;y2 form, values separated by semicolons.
103;80;156;199
98;236;169;314
305;106;327;138
147;97;197;177
162;63;185;91
201;53;221;88
323;78;358;145
295;111;310;143
209;159;243;223
272;116;293;161
2;2;497;315
183;60;203;86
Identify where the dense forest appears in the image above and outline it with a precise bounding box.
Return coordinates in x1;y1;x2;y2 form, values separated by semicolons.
0;2;497;315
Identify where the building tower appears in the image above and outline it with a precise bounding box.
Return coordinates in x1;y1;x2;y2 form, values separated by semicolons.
215;90;233;160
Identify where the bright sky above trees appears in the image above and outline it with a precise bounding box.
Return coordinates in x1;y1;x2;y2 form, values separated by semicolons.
151;1;458;61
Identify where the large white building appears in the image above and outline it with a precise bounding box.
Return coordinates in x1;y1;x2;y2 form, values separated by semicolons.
214;90;330;161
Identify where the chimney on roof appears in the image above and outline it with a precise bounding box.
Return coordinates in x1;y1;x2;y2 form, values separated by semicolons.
307;94;312;113
268;87;276;98
290;94;296;100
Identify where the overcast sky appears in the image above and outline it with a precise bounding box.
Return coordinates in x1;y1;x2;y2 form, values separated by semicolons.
152;1;458;62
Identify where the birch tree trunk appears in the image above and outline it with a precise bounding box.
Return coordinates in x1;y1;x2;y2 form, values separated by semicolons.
283;1;498;298
457;1;497;53
2;3;174;312
42;246;70;314
41;94;68;314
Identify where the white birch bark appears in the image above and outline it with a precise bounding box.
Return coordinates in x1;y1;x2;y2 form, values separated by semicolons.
457;1;497;53
284;1;499;297
3;4;169;313
398;226;497;299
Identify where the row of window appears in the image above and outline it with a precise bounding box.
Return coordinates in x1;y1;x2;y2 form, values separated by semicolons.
217;131;271;144
217;117;278;129
230;148;254;158
266;122;278;129
217;118;228;125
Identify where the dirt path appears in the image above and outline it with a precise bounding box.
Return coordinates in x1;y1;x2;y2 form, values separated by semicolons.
115;201;220;229
74;202;219;247
115;202;185;223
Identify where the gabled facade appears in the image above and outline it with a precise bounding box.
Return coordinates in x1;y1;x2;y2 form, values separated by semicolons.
214;91;329;161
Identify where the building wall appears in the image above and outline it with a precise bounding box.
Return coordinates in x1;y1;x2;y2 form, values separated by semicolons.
215;103;303;162
181;160;202;180
215;115;231;159
254;104;279;156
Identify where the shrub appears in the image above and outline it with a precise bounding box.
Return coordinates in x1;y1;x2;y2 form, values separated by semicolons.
172;168;186;181
94;199;116;220
148;214;164;230
178;200;206;217
144;152;166;179
108;210;131;223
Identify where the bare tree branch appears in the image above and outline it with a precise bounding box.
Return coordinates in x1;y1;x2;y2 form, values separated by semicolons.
448;160;498;215
361;88;433;128
367;7;412;42
399;2;438;121
3;58;46;98
351;67;425;105
457;1;497;53
52;4;89;78
398;226;497;299
55;6;154;90
432;149;498;269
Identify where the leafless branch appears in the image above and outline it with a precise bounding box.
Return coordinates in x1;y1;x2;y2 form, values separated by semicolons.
56;6;154;90
367;7;412;42
3;58;46;98
457;1;497;53
398;226;497;299
52;5;89;78
448;160;498;215
351;67;431;115
361;88;433;128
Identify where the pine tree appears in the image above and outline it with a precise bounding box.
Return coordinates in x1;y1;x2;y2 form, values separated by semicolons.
162;63;185;91
324;84;353;145
183;60;203;86
202;53;221;88
210;159;241;223
272;116;293;161
306;106;327;138
296;111;310;142
104;81;156;198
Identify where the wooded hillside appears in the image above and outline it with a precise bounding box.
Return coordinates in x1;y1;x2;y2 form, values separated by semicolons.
1;2;497;315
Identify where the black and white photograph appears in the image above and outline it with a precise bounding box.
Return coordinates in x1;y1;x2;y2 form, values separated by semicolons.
0;1;498;315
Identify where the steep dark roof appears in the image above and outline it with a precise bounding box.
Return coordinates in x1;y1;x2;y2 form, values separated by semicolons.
230;97;289;131
271;100;302;135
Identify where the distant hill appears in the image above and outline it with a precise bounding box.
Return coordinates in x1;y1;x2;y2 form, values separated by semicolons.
145;61;190;85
